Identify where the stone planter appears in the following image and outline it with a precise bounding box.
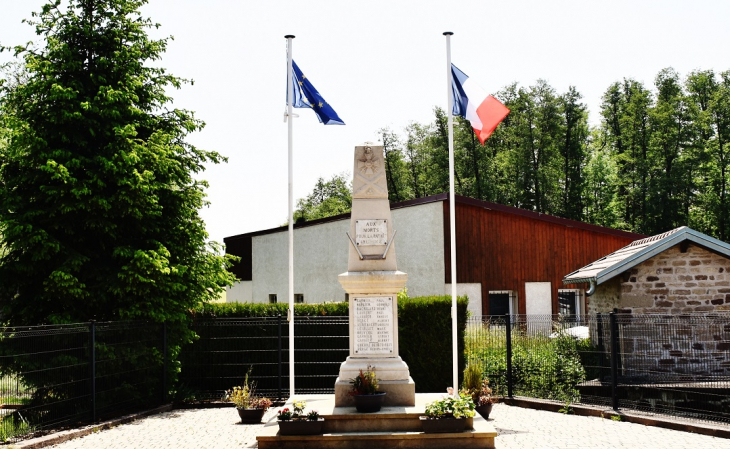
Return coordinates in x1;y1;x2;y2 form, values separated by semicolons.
419;416;467;433
237;408;266;424
475;403;493;419
277;418;325;435
353;392;387;413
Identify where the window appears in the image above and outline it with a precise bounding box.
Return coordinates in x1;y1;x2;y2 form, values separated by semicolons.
268;294;277;304
558;289;584;321
488;291;517;317
294;294;304;304
345;293;350;302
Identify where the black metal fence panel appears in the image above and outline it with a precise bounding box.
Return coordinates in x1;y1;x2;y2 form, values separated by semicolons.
465;314;730;424
0;321;165;442
178;316;348;400
0;324;89;441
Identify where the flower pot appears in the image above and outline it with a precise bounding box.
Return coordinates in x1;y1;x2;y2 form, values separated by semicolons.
419;416;467;433
353;392;387;413
277;418;325;435
475;403;493;419
237;408;266;424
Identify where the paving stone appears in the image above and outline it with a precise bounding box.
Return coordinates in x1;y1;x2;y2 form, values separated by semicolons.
38;403;730;449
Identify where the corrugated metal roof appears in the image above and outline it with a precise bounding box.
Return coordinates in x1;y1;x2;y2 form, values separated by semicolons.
563;227;730;285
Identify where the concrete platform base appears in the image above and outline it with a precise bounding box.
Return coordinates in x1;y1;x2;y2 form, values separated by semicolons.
256;394;497;449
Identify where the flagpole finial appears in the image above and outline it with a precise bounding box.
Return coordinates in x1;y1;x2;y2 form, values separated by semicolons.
443;31;453;36
285;35;295;39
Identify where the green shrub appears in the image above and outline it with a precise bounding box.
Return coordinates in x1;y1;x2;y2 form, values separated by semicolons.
464;326;592;402
397;295;468;392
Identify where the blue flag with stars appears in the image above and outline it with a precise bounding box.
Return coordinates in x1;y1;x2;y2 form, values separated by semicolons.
288;60;345;125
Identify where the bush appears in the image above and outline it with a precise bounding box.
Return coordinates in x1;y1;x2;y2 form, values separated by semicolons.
398;296;468;392
465;326;593;402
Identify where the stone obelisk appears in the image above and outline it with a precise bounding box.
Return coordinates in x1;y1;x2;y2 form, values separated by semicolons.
334;143;415;407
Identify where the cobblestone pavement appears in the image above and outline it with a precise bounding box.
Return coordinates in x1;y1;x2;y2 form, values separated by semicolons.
43;404;729;449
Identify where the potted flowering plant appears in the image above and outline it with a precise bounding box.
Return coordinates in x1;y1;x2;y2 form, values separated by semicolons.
462;362;497;419
276;399;324;435
420;390;475;433
223;368;272;424
349;365;386;413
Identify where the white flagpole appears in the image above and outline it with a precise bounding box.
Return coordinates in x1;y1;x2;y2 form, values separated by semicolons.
285;34;296;398
444;31;458;391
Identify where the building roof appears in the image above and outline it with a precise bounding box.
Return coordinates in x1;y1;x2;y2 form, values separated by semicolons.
563;226;730;285
224;193;641;243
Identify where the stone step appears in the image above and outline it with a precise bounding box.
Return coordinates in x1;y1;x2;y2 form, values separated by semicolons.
256;394;497;449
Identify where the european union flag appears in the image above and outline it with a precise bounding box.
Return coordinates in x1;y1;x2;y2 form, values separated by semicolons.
288;60;345;125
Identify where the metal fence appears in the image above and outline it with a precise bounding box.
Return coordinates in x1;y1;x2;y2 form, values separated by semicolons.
3;313;729;442
465;313;730;424
0;321;166;442
178;316;349;401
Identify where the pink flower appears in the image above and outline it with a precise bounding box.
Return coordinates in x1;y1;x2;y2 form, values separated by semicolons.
447;387;454;396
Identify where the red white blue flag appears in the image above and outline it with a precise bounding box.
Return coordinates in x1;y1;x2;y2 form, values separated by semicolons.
451;64;509;144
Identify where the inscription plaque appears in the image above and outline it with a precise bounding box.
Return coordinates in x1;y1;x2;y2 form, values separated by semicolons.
355;219;388;246
354;296;393;355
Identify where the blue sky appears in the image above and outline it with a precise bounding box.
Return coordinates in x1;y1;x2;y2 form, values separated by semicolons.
2;0;729;244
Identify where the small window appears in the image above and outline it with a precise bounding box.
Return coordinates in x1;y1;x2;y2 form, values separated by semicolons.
268;294;277;304
294;294;304;304
345;293;350;302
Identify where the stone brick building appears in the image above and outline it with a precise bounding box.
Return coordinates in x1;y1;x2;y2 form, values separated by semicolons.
563;227;730;380
563;227;730;315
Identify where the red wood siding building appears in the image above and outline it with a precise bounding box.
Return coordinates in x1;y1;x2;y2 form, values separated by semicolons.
443;195;643;315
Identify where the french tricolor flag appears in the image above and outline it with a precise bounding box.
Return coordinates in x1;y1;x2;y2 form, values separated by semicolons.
451;64;510;144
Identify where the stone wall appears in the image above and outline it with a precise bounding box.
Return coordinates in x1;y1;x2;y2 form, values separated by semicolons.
591;243;730;314
587;277;621;314
616;314;730;380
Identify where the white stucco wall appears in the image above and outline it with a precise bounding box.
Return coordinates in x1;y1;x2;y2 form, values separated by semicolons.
392;201;445;297
252;218;350;303
226;281;252;303
445;283;482;316
242;200;446;303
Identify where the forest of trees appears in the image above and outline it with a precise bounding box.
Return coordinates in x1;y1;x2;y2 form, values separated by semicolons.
299;67;730;241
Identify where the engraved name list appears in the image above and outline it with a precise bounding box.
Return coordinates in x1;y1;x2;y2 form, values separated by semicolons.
353;297;393;355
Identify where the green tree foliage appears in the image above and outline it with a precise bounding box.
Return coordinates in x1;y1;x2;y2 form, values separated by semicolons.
294;173;352;222
297;68;730;241
648;68;694;232
599;79;653;233
0;0;235;332
559;87;590;219
380;127;410;202
686;70;730;240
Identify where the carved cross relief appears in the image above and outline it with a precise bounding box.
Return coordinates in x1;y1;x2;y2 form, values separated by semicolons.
353;145;387;198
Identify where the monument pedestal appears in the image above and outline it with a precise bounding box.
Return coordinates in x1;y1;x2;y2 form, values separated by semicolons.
336;270;414;406
334;356;415;406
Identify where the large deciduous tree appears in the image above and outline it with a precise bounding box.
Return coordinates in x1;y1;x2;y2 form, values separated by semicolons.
0;0;235;331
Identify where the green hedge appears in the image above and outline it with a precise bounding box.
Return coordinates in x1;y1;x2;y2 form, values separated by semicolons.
397;296;468;392
193;301;349;318
183;296;468;394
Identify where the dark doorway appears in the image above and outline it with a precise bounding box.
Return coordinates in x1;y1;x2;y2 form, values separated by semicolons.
489;293;510;317
558;291;577;316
